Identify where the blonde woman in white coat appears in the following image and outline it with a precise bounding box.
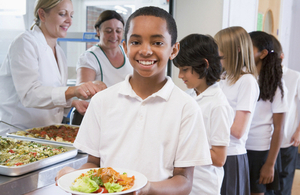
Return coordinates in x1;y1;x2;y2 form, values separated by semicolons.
0;0;103;135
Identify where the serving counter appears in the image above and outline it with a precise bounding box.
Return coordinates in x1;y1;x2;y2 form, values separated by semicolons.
0;153;88;195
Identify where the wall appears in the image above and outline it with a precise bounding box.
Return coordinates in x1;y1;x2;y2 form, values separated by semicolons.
172;0;223;90
172;0;258;90
278;0;293;67
258;0;281;37
222;0;258;31
287;0;300;72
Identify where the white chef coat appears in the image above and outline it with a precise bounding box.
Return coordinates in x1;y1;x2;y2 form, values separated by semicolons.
0;25;71;135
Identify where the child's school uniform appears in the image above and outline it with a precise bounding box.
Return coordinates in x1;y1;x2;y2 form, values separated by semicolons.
276;65;300;195
246;80;288;193
186;83;234;195
219;74;259;195
73;75;212;181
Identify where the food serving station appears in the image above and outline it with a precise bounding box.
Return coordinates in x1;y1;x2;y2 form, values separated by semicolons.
0;124;88;195
0;153;88;195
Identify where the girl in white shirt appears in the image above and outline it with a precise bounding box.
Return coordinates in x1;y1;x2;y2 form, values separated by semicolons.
268;35;300;195
173;34;234;195
246;31;288;195
214;26;260;195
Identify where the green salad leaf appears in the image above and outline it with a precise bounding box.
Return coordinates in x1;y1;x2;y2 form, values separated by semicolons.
90;175;103;186
104;182;124;193
70;176;99;193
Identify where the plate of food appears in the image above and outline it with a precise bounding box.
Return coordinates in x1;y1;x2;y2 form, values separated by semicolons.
57;167;148;194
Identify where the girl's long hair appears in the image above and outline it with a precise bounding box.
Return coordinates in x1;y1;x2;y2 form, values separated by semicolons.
214;26;257;85
249;31;283;102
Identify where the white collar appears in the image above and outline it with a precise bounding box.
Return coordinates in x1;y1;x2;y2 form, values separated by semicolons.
118;75;175;101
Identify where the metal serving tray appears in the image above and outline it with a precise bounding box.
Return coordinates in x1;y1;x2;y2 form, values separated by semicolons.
0;138;78;176
6;124;79;147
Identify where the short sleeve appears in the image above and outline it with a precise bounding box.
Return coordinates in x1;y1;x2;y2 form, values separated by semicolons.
174;102;212;167
210;105;233;146
236;75;259;112
73;95;101;157
76;51;100;76
272;80;288;113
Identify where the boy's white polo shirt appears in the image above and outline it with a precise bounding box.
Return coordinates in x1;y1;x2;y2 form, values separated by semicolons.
187;83;234;195
219;74;259;156
74;75;212;182
246;80;288;151
281;66;300;148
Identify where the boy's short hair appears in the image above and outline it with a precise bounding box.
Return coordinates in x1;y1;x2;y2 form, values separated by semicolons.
173;34;222;86
124;6;177;45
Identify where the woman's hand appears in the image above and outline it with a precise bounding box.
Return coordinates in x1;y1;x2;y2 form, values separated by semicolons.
66;81;107;100
74;81;105;100
92;80;107;91
55;166;76;186
72;100;89;115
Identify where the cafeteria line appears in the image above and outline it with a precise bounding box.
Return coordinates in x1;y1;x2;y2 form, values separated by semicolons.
1;0;300;195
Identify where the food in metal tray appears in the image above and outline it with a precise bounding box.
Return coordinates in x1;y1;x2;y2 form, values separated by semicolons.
0;136;67;167
12;125;79;144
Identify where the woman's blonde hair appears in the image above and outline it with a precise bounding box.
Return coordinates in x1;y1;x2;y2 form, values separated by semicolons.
30;0;64;30
214;26;257;84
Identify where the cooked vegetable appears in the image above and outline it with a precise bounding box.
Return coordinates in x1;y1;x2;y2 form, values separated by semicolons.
0;136;67;167
11;125;79;143
70;176;99;193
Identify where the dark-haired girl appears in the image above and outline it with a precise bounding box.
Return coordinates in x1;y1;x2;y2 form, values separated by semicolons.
246;31;288;195
173;34;234;195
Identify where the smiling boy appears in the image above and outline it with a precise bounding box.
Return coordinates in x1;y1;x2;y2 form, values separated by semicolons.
56;6;211;195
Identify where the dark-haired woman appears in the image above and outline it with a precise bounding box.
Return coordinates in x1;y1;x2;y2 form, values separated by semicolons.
173;34;234;195
72;10;133;124
246;31;288;195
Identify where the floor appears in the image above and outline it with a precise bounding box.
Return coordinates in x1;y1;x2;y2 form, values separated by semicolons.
292;151;300;195
292;169;300;195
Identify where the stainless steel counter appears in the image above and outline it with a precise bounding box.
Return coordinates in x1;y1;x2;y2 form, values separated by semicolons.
0;153;88;195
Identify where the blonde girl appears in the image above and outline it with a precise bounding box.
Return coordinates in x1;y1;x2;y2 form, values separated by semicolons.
214;26;260;195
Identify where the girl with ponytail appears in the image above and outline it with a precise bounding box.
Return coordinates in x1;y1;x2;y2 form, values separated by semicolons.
246;31;288;195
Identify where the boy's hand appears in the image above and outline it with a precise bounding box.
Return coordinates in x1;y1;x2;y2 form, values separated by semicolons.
290;129;300;146
123;182;150;195
259;163;274;184
55;166;76;186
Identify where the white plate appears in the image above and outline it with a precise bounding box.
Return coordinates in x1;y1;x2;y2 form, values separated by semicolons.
57;168;148;194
